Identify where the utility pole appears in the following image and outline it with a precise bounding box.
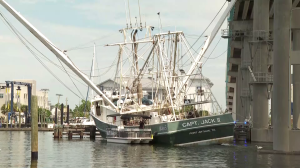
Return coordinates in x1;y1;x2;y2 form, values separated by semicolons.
56;94;63;124
41;89;49;128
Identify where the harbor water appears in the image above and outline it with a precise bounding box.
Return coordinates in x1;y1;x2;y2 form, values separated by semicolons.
0;132;299;168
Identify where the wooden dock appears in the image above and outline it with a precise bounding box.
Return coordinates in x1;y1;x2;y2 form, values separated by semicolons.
0;128;53;131
53;125;100;139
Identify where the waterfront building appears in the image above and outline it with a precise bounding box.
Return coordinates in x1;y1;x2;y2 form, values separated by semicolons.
0;80;50;119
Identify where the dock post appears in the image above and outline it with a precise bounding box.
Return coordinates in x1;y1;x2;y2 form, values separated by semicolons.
55;107;57;125
10;82;14;128
19;110;21;128
25;106;27;128
31;160;37;168
68;131;72;139
80;131;83;139
90;126;96;139
67;105;69;125
6;113;8;128
54;126;59;138
60;104;64;125
59;126;62;139
31;95;38;160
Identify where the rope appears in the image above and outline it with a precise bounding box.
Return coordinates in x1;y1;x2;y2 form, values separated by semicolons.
180;1;227;58
0;12;85;100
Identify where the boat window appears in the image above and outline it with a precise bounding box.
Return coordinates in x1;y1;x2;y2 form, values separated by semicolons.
142;97;153;105
113;99;118;106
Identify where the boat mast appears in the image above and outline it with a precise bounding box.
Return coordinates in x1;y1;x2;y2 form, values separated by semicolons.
157;36;176;119
119;45;123;112
91;43;95;99
0;0;117;110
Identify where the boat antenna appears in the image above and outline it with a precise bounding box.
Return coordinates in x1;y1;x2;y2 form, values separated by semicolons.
138;0;142;30
135;16;138;27
157;12;162;33
127;0;132;28
123;0;129;28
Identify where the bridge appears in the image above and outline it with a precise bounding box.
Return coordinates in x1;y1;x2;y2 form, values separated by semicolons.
225;0;300;152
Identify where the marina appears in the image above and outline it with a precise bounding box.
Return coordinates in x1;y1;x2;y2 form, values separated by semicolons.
1;0;300;167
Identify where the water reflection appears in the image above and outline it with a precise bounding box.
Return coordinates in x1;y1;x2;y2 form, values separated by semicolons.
30;160;37;168
0;132;299;168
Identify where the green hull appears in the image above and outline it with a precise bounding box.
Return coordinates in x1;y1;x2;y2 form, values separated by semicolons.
92;113;234;146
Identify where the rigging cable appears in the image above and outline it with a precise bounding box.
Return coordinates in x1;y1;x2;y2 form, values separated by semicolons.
95;47;102;83
0;14;88;87
56;56;85;98
65;33;118;52
202;37;222;66
83;55;94;115
180;1;227;57
203;49;227;60
185;37;223;93
0;12;85;100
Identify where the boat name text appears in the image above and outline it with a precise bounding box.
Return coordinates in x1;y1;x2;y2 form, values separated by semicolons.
182;118;221;128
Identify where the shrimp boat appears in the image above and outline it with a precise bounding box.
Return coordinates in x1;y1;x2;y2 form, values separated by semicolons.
0;0;236;146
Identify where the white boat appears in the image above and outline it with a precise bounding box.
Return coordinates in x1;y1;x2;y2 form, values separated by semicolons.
106;127;152;144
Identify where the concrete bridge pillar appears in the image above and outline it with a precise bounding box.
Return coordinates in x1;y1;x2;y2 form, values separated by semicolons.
293;30;300;129
273;0;291;152
242;37;252;121
251;0;271;142
236;68;243;123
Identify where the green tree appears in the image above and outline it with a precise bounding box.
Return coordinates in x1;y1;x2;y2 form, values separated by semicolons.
55;103;63;108
21;105;27;112
73;100;91;118
1;103;22;115
45;109;51;118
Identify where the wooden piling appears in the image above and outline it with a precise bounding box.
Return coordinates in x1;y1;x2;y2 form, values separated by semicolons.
31;96;38;160
6;113;8;128
54;126;59;138
19;111;21;128
60;104;64;125
25;106;27;127
43;113;45;128
59;126;62;139
68;131;72;139
31;160;37;168
90;126;96;139
55;107;57;124
67;105;69;125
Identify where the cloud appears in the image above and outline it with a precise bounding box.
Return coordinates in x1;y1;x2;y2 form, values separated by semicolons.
0;35;19;44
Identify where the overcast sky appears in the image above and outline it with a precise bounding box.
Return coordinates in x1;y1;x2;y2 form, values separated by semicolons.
0;0;230;109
